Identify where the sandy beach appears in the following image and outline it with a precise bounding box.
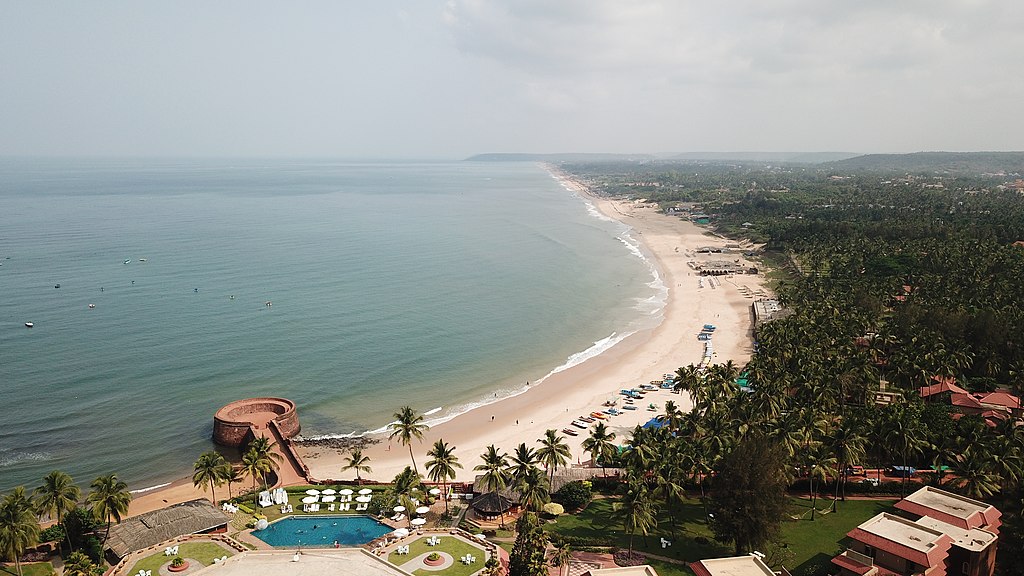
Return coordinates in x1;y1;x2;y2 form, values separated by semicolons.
127;169;770;516
297;170;769;484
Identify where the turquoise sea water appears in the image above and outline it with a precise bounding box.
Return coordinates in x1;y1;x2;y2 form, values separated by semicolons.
0;158;661;493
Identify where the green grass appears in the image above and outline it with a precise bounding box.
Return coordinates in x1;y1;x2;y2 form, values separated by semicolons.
0;562;55;576
544;497;731;561
128;541;235;575
780;497;896;576
387;536;490;576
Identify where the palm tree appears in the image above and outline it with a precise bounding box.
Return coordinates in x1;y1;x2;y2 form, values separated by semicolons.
388;406;429;474
342;448;373;485
508;443;539;489
827;423;867;508
0;489;40;576
581;423;616;477
225;466;244;500
474;445;510;527
517;467;551;512
537;429;572;486
192;451;229;505
241;447;273;510
425;440;461;515
245;437;282;494
548;540;573;576
389;467;425;513
951;446;1001;499
33;470;80;555
805;445;836;520
614;479;657;555
86;474;130;545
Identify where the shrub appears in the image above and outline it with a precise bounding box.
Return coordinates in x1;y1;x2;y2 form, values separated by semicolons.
427;552;441;561
555;480;593;511
39;525;65;543
614;550;647;566
171;556;185;568
542;502;564;518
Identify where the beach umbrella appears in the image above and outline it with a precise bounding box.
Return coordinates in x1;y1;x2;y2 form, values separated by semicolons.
321;489;336;495
305;489;320;496
415;506;429;515
321;495;336;502
410;518;426;526
393;505;406;512
393;528;409;537
301;496;318;504
428;488;441;496
339;489;354;496
358;488;372;495
355;495;371;503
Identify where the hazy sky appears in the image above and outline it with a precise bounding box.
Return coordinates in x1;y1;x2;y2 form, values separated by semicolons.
2;1;1022;158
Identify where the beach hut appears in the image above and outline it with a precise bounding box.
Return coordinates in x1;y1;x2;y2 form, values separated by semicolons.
469;491;515;521
104;499;231;562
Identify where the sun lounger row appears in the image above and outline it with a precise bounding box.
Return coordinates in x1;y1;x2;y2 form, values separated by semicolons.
391;512;405;522
279;504;294;514
303;503;321;512
163;545;179;556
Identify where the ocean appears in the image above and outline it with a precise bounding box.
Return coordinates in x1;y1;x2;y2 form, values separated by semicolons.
0;158;663;493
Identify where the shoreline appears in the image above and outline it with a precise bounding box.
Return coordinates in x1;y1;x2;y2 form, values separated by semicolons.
129;166;770;516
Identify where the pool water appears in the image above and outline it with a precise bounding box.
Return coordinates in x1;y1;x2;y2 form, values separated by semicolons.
253;515;392;547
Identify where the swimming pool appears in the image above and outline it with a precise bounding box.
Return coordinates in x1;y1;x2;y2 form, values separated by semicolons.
252;515;392;547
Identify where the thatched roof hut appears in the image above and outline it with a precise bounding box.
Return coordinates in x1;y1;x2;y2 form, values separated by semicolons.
469;491;515;519
106;499;231;560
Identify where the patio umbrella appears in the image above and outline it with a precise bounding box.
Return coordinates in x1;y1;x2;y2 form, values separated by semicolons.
428;488;441;496
321;495;336;502
393;528;410;537
305;489;321;496
410;518;426;526
321;489;336;495
358;488;372;495
301;496;318;503
339;489;354;496
393;505;406;512
355;496;371;503
415;506;429;515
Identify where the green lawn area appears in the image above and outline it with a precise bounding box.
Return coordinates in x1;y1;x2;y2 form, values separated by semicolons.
0;562;55;576
544;497;731;562
128;541;235;575
387;536;489;576
781;497;896;576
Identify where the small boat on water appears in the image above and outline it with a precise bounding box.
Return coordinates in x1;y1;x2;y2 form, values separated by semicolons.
88;303;96;309
25;322;33;328
139;258;147;262
123;259;131;265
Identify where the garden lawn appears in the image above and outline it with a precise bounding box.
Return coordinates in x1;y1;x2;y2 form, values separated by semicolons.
0;562;55;576
128;541;235;576
387;536;489;576
544;497;731;561
781;497;896;576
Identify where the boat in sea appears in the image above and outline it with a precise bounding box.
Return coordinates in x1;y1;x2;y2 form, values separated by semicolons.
25;322;33;328
88;303;96;309
123;259;131;264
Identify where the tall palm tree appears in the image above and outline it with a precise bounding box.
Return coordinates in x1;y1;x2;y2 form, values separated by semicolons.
241;447;273;510
192;451;229;505
388;406;429;474
474;445;510;527
951;446;1001;499
549;541;573;576
614;479;657;555
425;440;461;515
581;423;616;477
86;474;130;545
33;470;80;555
517;467;551;513
245;437;282;493
827;423;867;508
508;443;539;489
342;448;373;485
537;429;572;486
388;467;425;515
0;489;40;576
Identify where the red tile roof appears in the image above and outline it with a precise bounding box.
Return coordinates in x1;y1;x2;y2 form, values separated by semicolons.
920;376;969;398
975;391;1021;409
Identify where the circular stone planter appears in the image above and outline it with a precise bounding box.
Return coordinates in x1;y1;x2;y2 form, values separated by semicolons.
168;560;190;573
423;554;445;567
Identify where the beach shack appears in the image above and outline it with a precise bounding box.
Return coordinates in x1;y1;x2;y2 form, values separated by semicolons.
105;499;231;563
469;491;516;522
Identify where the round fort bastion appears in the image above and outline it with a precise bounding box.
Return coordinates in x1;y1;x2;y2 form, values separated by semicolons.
212;397;301;447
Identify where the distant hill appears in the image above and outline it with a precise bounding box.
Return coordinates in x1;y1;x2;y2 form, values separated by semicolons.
670;151;860;164
465;153;655;162
824;151;1024;174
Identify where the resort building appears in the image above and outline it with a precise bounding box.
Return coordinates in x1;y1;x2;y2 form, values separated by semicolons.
832;487;1000;576
919;376;1022;426
105;500;231;562
752;299;792;331
690;554;785;576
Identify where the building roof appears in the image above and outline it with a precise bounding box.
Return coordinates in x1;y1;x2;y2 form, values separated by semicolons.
190;549;412;576
469;491;515;515
950;393;985;410
914;516;996;552
846;513;952;567
106;500;232;559
894;486;1002;533
919;376;969;398
583;566;661;576
690;555;776;576
975;391;1021;409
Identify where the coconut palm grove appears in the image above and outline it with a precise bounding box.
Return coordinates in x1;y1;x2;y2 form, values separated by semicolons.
4;152;1024;576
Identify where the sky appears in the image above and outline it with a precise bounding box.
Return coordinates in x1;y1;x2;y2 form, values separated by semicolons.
1;1;1022;158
